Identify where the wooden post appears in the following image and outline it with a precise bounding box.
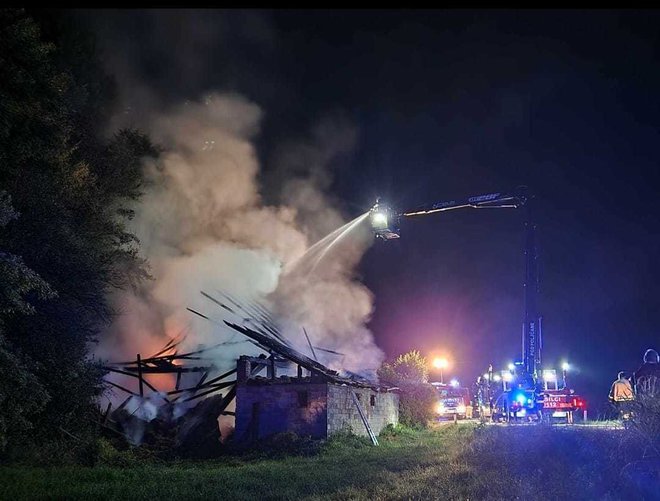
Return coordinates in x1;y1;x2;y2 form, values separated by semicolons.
267;355;276;380
102;402;112;425
137;353;144;397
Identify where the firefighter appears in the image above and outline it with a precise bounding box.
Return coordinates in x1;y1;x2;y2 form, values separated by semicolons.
633;348;660;397
609;371;634;419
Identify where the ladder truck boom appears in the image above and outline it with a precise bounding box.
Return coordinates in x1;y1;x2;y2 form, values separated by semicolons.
369;186;541;383
368;187;581;422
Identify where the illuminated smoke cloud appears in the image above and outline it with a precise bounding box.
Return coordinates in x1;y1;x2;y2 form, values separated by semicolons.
97;93;384;396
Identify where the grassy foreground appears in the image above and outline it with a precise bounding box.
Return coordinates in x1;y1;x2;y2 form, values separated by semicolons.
1;423;656;500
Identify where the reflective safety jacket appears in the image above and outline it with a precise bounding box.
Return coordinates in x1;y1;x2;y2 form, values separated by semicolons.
609;378;634;402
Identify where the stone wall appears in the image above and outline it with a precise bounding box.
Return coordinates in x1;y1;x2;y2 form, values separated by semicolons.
235;383;328;440
326;385;399;437
235;381;399;441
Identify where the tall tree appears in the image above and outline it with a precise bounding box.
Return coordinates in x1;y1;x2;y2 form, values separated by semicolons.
0;192;53;452
0;9;155;457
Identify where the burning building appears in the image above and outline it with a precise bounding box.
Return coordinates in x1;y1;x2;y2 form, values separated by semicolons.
234;356;398;443
101;291;398;449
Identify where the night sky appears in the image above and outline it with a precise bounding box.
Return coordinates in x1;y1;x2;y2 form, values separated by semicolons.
80;9;660;413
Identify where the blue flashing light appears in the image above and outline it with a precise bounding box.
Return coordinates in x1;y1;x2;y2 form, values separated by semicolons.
516;394;526;404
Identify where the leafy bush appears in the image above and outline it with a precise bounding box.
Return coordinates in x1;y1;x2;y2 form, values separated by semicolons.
379;350;437;427
378;423;419;441
397;382;438;428
624;393;660;464
97;438;148;467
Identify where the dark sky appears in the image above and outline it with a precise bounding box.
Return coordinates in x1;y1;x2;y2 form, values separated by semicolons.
79;9;660;413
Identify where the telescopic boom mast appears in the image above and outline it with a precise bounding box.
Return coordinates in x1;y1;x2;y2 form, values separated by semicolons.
369;187;541;383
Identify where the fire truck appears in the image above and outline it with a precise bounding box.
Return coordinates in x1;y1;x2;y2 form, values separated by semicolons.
369;187;585;423
432;382;471;420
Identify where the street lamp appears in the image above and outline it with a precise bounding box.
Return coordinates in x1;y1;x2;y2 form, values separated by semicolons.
433;357;449;384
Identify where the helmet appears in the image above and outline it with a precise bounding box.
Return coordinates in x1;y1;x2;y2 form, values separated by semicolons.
643;349;659;364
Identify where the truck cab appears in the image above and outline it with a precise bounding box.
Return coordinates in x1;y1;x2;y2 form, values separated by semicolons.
432;382;471;420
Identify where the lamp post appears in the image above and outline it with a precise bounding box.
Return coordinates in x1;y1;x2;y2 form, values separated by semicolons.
433;357;449;384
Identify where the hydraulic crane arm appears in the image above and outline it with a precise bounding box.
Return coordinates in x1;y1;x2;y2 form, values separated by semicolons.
402;188;529;217
369;187;530;240
369;186;542;383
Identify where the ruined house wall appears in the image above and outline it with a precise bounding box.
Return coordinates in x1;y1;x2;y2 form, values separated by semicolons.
235;383;328;440
235;381;399;441
326;385;399;437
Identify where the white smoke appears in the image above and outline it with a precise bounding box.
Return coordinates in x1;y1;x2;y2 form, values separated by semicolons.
98;92;384;388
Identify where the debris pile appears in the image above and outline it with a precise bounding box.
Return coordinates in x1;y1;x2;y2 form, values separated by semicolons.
99;290;390;454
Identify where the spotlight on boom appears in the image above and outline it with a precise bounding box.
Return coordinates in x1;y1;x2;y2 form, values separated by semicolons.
370;198;400;240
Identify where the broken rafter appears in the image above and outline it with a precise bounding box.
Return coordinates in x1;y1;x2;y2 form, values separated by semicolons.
226;322;334;379
303;327;318;361
225;321;377;389
106;378;171;403
201;290;237;315
182;382;236;402
119;365;214;374
167;379;236;397
203;290;292;347
314;346;346;357
203;368;238;386
107;380;141;397
217;385;237;413
148;332;185;358
196;372;208;388
110;341;227;367
187;307;211;321
216;291;289;344
104;367;166;395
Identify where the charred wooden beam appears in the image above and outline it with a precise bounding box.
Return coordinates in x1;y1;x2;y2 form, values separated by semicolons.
203;368;237;386
116;395;132;412
201;290;236;315
137;354;144;397
107;380;140;397
183;382;236;402
196;372;208;388
102;402;112;425
167;379;235;397
187;307;210;320
225;321;336;378
303;327;318;361
104;367;163;395
148;335;183;358
218;385;237;414
120;366;213;374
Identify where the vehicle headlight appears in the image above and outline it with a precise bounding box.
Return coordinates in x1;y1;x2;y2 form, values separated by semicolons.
436;403;445;414
456;404;466;414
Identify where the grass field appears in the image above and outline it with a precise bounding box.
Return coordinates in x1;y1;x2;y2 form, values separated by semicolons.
1;423;657;500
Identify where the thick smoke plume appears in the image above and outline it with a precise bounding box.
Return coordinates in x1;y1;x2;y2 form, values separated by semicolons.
97;92;384;387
